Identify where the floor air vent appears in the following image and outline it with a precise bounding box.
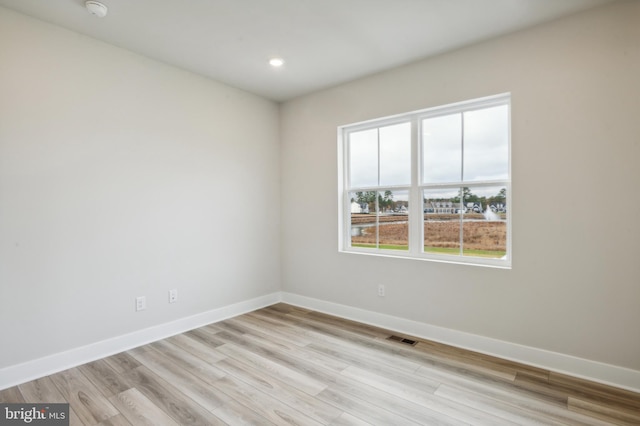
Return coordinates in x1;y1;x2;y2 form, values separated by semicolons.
388;335;417;346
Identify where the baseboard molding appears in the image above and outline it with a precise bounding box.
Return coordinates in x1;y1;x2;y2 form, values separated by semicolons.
281;292;640;393
0;292;281;391
4;291;639;394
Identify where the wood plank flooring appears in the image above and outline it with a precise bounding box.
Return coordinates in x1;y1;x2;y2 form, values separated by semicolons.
1;303;639;425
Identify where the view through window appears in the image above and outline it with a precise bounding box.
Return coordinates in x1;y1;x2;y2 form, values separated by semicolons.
340;94;511;267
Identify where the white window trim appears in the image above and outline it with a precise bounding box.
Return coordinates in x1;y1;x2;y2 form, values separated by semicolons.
338;93;511;269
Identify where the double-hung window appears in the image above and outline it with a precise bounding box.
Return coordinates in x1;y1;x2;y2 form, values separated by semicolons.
339;93;511;268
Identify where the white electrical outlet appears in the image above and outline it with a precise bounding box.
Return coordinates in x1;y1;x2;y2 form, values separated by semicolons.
169;289;178;304
135;296;146;311
378;284;385;297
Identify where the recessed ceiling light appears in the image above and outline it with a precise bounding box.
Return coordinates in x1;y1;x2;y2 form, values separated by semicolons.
85;1;108;18
269;58;284;68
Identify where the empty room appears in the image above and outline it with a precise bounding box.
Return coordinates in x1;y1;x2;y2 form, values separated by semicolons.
1;0;639;424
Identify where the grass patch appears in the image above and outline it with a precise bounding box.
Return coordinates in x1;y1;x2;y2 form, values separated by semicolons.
424;246;460;255
353;244;503;256
353;243;409;251
463;249;506;258
424;246;505;258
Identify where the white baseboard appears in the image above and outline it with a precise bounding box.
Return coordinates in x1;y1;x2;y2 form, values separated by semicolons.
0;292;281;391
3;291;639;394
281;292;640;393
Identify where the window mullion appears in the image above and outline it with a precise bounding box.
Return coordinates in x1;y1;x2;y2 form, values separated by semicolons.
340;130;347;250
375;191;380;249
460;113;464;256
410;116;421;255
376;128;380;249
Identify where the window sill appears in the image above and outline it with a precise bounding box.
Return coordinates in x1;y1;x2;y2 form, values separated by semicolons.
339;248;512;269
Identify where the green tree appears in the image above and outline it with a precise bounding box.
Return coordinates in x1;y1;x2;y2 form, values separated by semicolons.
356;191;376;204
355;191;377;212
355;190;396;212
486;188;507;207
453;187;478;204
379;190;394;211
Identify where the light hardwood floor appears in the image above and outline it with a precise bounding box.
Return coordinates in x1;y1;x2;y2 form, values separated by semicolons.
1;303;639;425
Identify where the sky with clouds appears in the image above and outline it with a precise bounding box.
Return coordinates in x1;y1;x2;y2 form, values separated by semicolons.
349;104;508;192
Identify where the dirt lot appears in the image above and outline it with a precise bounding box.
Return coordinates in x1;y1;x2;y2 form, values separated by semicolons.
351;214;506;252
350;214;408;224
425;220;506;251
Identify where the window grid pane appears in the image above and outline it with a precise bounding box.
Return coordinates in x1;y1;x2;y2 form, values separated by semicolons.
349;128;378;188
350;191;377;249
423;188;461;255
422;114;462;184
462;186;508;258
378;190;409;251
463;105;509;182
379;122;411;186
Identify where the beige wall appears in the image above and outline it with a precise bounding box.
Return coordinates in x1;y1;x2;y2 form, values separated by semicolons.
1;0;638;385
280;1;640;371
0;7;281;369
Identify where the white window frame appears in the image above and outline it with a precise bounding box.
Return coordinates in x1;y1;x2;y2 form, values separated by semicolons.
338;93;511;268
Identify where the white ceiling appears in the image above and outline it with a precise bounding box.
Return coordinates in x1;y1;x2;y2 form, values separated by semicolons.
0;0;616;102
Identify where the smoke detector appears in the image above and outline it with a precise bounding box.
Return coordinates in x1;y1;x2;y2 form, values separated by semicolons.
85;1;108;18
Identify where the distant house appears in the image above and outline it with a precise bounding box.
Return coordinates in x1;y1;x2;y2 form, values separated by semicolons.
351;201;369;214
424;201;457;214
